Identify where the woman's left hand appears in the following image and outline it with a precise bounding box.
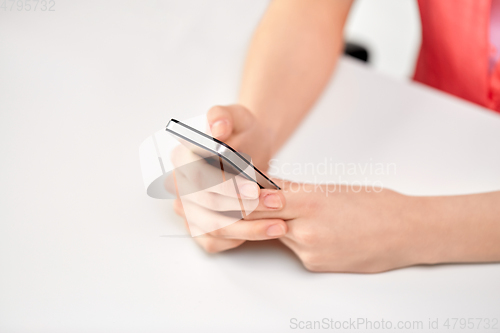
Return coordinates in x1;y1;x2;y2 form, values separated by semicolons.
174;178;429;273
245;180;428;273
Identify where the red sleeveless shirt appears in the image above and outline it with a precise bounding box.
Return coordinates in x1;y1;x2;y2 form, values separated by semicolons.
414;0;500;113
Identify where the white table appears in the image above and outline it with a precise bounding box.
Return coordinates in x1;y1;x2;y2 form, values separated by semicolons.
1;1;499;332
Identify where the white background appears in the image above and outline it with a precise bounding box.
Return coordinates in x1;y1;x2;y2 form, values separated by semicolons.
346;0;421;78
1;1;499;332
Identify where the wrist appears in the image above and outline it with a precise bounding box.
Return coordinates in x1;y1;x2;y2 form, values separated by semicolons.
398;195;448;266
405;195;482;266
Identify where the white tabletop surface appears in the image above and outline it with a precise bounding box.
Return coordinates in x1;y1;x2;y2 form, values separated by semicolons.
1;1;500;332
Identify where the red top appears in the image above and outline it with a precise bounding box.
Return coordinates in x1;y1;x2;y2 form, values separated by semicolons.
414;0;500;113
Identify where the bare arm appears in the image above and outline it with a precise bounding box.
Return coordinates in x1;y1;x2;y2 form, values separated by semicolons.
174;180;500;271
179;1;500;265
415;191;500;265
206;0;352;170
239;0;354;155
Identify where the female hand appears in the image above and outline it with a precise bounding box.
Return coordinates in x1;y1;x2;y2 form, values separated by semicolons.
169;104;283;251
245;180;425;273
174;176;500;272
172;187;288;253
205;104;276;171
175;178;427;273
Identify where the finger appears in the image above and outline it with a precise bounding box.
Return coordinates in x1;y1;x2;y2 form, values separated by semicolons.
207;105;255;140
175;201;238;238
233;173;260;199
194;236;245;253
176;184;288;223
171;146;260;199
245;179;314;220
172;199;195;233
175;164;260;200
255;189;286;211
164;172;177;195
206;105;235;140
180;190;259;212
208;218;288;240
177;197;245;235
277;217;307;244
243;189;294;220
170;144;204;169
173;199;184;217
175;183;284;215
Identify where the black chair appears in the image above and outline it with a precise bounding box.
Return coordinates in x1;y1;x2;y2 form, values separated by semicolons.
344;42;369;63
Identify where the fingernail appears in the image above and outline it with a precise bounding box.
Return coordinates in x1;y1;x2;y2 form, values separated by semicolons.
264;194;282;209
211;120;228;138
239;183;259;199
266;224;285;237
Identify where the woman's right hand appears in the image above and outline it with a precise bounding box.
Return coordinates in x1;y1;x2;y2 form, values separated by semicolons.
170;104;283;252
206;104;275;172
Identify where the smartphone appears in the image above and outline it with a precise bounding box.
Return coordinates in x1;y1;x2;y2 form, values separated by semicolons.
165;119;280;190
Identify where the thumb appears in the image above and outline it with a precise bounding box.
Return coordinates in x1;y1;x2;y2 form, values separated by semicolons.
207;105;235;141
207;104;255;141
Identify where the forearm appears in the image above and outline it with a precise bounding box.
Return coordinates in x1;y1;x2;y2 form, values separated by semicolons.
239;0;353;155
411;191;500;265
